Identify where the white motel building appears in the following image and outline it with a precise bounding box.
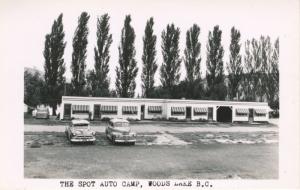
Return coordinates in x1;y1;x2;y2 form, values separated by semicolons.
60;96;270;123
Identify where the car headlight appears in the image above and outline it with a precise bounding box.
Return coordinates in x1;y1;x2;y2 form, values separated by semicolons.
130;132;136;137
113;132;122;138
72;131;81;135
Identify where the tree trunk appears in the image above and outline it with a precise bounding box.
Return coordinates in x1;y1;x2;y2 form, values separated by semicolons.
52;104;57;116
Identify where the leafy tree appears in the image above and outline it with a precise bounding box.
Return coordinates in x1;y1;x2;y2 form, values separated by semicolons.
251;38;263;101
160;24;181;98
89;13;112;97
206;25;226;100
141;17;157;98
24;68;45;108
241;39;255;101
227;27;243;100
115;15;138;97
265;38;279;109
71;12;90;96
184;24;201;83
183;24;203;99
43;14;66;115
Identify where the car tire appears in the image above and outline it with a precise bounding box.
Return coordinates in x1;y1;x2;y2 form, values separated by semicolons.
131;142;135;146
112;136;116;144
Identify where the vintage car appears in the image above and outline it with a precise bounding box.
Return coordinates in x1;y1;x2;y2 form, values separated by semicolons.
65;119;96;143
105;118;136;145
35;108;49;119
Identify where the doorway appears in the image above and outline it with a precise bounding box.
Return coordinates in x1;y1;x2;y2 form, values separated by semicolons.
208;107;213;121
186;106;191;119
249;109;254;123
141;105;145;120
217;106;232;122
94;104;101;120
63;104;71;120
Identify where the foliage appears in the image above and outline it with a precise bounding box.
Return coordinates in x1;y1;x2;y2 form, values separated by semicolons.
184;24;201;83
160;24;181;98
141;17;157;98
205;25;226;100
43;13;66;115
115;15;138;97
71;12;90;96
227;27;243;100
24;68;45;107
88;13;112;97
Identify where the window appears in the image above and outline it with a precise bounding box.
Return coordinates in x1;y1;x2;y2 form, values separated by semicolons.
72;105;89;114
194;107;208;116
255;109;267;117
171;107;185;116
122;106;138;115
101;105;118;115
148;106;162;114
236;108;249;116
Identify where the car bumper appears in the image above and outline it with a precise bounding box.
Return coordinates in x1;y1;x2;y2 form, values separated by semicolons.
70;137;96;142
114;138;136;143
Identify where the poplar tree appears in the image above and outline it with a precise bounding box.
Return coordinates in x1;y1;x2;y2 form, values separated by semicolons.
184;24;201;83
242;39;255;101
183;24;203;99
227;27;243;100
89;13;112;97
115;15;138;97
43;13;66;115
160;24;181;98
71;12;90;96
206;25;226;100
141;17;157;98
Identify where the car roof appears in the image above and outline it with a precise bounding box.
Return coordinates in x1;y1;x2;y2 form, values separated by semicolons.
110;118;129;124
71;119;90;125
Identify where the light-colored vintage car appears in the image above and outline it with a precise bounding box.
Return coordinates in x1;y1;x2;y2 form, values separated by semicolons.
105;118;136;145
65;119;96;143
35;108;49;119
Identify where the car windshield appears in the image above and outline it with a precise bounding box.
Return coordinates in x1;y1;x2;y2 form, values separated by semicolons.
73;124;89;127
113;122;129;127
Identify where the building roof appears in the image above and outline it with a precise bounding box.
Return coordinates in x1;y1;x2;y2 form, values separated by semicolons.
62;96;268;106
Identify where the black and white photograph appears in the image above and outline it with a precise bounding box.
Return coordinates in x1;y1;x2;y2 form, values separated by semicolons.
0;0;299;189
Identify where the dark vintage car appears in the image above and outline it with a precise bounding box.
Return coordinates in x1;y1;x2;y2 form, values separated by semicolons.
105;118;136;145
35;108;49;119
65;119;96;143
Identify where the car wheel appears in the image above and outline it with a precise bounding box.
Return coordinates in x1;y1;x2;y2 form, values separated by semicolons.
112;136;116;144
131;142;135;146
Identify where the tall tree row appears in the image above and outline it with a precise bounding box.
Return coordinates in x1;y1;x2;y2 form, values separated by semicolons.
206;25;226;100
160;24;181;98
87;13;112;97
115;15;138;97
43;13;66;115
141;17;157;98
227;27;243;100
71;12;90;96
38;13;279;111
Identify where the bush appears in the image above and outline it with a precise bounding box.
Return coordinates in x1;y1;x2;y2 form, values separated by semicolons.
168;117;178;121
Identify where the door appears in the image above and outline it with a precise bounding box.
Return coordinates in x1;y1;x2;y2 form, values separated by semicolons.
186;106;191;119
249;109;254;123
63;104;71;120
141;105;145;120
208;107;213;121
94;104;101;120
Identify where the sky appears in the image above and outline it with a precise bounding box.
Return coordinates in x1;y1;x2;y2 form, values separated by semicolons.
0;0;287;96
